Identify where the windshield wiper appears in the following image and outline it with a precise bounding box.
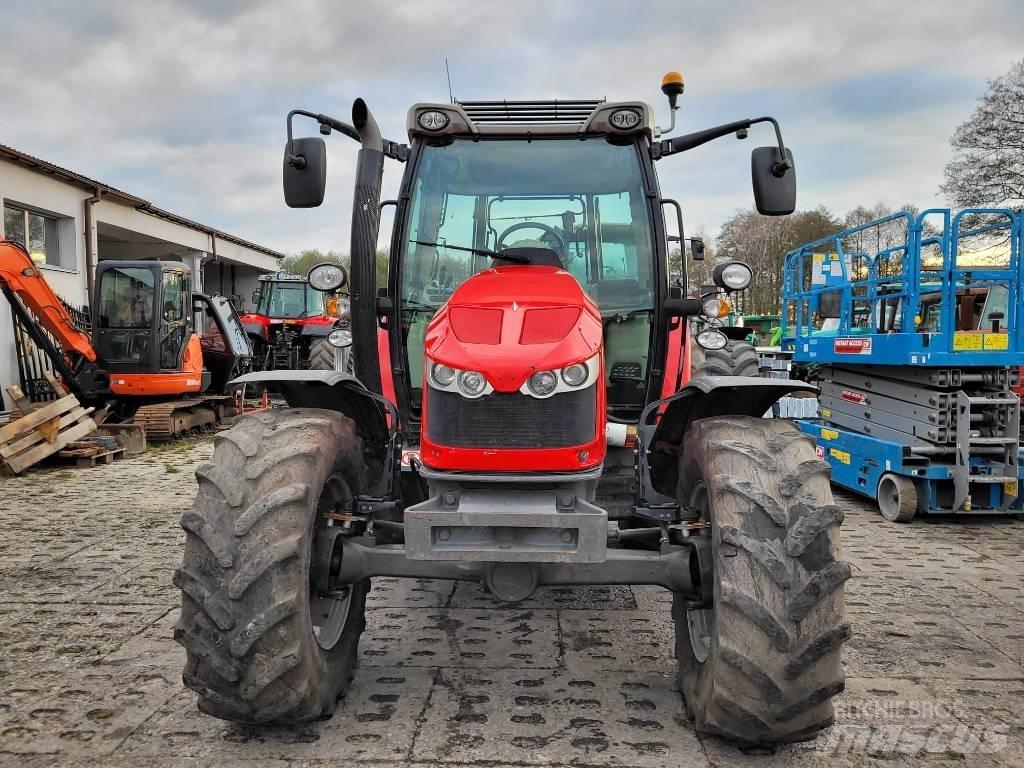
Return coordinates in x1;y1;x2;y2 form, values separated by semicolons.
412;240;530;264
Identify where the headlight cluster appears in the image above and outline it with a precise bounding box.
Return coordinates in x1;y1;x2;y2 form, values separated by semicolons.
518;354;599;399
427;354;599;400
327;328;352;348
428;361;493;399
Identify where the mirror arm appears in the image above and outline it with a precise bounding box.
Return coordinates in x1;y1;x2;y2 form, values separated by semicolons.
654;115;790;173
286;109;408;165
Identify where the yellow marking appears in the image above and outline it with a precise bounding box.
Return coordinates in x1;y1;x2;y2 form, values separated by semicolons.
820;428;839;440
820;407;832;418
829;448;851;465
1004;481;1018;497
953;332;982;351
984;333;1009;350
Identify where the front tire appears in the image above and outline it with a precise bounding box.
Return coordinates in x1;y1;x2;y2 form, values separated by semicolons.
174;407;370;724
308;337;336;370
673;416;851;746
692;339;760;378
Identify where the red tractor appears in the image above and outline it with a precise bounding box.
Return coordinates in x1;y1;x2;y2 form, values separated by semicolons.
239;272;350;371
176;74;850;747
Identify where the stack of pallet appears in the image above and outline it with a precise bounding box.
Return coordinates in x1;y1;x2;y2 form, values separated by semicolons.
0;374;97;475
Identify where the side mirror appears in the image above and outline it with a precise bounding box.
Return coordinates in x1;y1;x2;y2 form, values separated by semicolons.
751;146;796;216
689;237;705;261
283;137;327;208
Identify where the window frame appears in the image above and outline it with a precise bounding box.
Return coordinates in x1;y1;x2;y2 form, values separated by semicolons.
3;202;64;269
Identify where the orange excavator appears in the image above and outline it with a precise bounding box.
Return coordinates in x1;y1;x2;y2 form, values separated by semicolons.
0;240;251;438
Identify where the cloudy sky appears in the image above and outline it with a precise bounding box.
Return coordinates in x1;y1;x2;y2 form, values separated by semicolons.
2;0;1021;254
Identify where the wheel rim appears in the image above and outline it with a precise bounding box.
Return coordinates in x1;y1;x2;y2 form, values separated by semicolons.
877;476;900;521
309;472;353;651
686;481;713;663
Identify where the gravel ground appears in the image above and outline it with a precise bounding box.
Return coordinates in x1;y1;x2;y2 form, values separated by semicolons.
0;435;1021;767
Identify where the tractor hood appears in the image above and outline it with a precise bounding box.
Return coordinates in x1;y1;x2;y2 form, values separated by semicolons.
424;265;603;392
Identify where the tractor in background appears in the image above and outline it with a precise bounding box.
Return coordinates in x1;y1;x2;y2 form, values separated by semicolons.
176;74;850;747
240;271;351;371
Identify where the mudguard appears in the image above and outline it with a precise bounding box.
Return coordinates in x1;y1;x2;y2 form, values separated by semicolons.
229;370;396;489
641;375;818;499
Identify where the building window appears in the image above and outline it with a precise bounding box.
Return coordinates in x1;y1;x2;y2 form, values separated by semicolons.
3;204;62;267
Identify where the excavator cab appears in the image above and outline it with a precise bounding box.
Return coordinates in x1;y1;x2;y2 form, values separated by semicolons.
94;261;193;374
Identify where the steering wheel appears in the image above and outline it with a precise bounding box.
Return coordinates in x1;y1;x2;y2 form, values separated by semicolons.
496;222;566;254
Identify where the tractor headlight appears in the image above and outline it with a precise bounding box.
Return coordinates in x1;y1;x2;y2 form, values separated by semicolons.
457;370;487;398
327;328;352;348
713;261;752;292
528;370;558;397
561;363;588;387
701;297;731;319
307;262;348;292
430;362;456;387
519;354;599;398
696;328;729;350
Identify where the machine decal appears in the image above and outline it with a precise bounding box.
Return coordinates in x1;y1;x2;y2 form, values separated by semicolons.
829;447;851;465
820;428;839;440
833;338;872;354
841;389;867;404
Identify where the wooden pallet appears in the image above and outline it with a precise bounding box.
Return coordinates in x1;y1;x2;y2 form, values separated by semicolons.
57;446;127;468
0;375;97;475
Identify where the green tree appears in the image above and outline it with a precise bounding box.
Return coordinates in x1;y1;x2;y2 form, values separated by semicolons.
942;59;1024;209
280;249;345;277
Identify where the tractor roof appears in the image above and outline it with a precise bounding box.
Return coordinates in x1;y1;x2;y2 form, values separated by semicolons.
258;272;308;282
406;99;656;140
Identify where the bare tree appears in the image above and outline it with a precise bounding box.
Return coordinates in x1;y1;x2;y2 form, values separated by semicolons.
942;59;1024;209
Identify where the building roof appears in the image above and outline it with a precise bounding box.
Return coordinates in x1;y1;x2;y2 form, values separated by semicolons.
0;143;284;260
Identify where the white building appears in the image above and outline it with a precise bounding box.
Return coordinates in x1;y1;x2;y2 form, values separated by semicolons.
0;143;283;403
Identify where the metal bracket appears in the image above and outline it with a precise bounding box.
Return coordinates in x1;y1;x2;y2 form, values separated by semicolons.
632;504;682;522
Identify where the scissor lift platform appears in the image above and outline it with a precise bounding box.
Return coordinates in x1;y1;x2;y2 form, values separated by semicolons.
781;209;1024;520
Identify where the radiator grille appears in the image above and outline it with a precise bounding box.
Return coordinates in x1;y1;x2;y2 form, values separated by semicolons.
426;387;596;448
457;99;604;124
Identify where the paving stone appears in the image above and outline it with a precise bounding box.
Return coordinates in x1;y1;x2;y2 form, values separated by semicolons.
118;667;434;763
560;609;673;672
366;576;455;608
410;667;703;767
362;607;560;668
451;581;637;609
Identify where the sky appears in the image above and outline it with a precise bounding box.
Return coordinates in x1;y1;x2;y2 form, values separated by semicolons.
1;0;1021;255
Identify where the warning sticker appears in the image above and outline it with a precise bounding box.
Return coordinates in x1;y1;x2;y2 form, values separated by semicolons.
1004;481;1018;497
834;338;872;354
821;428;839;441
953;332;983;351
829;448;851;465
815;446;825;458
841;389;867;404
985;333;1009;350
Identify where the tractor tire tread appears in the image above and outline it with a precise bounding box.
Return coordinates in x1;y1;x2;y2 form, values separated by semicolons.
175;407;369;725
674;416;850;747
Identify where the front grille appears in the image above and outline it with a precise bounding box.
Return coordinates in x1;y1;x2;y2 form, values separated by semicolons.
457;99;604;124
426;387;597;448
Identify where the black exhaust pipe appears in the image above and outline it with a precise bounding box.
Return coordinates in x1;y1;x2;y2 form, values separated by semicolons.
349;98;384;395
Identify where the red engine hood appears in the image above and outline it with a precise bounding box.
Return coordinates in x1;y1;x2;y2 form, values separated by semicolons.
424;265;603;392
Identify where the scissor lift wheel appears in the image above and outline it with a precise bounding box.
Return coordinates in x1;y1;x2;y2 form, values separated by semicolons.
877;473;918;523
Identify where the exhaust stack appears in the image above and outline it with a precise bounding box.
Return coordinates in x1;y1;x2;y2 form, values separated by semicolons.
349;98;384;394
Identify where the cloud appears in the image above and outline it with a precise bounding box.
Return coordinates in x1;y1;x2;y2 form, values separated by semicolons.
0;0;1021;254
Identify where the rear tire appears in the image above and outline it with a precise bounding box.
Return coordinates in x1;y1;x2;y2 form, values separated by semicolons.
673;416;851;746
308;337;336;370
692;339;760;377
175;407;370;724
876;473;918;522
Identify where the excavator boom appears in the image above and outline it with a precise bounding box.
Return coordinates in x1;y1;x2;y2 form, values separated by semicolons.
0;240;97;363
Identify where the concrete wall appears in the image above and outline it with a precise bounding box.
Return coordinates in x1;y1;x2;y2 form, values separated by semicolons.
0;158;281;408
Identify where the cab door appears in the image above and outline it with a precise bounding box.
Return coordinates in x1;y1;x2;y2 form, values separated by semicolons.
159;268;192;371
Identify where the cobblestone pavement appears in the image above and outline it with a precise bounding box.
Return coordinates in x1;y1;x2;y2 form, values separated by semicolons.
1;437;1022;767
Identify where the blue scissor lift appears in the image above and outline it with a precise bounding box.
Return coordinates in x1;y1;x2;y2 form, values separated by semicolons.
781;208;1024;521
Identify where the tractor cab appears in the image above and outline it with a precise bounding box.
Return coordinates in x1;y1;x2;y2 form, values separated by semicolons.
394;122;660;424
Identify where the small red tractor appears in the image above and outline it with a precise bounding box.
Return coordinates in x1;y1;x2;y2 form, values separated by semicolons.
239;272;350;371
176;73;850;747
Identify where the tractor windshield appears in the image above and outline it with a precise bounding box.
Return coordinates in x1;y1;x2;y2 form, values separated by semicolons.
256;281;323;319
400;137;656;415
